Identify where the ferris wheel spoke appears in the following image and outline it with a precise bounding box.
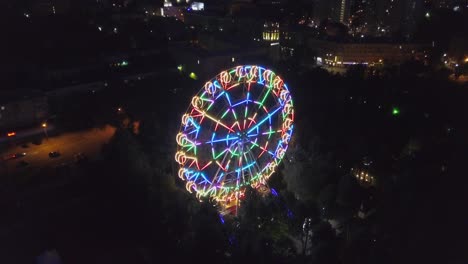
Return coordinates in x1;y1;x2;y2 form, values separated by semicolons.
205;135;240;145
243;150;262;183
247;106;282;134
247;128;283;139
246;139;276;158
209;149;231;189
195;108;235;133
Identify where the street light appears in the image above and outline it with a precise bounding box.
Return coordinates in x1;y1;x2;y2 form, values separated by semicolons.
42;122;48;140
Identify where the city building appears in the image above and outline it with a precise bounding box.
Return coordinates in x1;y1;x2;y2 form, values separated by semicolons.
308;39;428;66
263;22;280;42
0;90;49;131
313;0;353;24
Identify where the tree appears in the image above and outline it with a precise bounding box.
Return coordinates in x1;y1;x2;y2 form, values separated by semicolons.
282;136;333;202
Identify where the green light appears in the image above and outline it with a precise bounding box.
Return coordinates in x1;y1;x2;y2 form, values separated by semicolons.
392;107;400;116
121;60;128;66
177;65;183;71
189;72;197;80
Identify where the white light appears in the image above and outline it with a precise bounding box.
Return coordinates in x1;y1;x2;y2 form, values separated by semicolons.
191;2;204;11
270;42;280;46
197;59;200;64
98;26;102;31
232;57;235;62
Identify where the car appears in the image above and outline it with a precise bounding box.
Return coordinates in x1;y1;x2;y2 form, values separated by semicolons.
5;153;26;160
14;153;27;158
16;161;29;168
49;151;61;158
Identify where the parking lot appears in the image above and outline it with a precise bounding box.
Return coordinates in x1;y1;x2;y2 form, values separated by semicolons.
0;125;115;176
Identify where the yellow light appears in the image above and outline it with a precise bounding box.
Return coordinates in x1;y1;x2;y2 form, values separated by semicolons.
464;57;468;63
189;72;198;80
42;123;47;128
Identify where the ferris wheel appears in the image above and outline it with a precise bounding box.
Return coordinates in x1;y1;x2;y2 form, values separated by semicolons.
175;65;294;203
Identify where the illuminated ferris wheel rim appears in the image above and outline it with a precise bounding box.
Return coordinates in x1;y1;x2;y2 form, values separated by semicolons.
175;65;295;202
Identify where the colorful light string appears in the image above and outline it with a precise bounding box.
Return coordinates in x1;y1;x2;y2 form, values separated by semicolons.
175;65;294;202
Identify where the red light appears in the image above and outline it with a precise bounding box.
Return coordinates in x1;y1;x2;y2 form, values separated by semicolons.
7;132;16;137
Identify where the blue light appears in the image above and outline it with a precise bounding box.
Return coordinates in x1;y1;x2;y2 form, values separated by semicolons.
271;188;278;196
219;214;225;224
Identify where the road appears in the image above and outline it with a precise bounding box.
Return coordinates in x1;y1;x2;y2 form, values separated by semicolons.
0;125;116;176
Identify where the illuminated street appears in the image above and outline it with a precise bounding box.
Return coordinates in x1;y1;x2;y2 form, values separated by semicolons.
0;125;115;176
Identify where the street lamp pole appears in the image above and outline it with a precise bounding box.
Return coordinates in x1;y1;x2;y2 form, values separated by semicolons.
42;123;48;140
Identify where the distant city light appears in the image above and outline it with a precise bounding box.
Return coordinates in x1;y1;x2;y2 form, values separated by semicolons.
189;72;197;80
98;26;102;31
392;107;400;116
191;2;204;11
7;132;16;137
177;65;183;71
425;12;430;18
